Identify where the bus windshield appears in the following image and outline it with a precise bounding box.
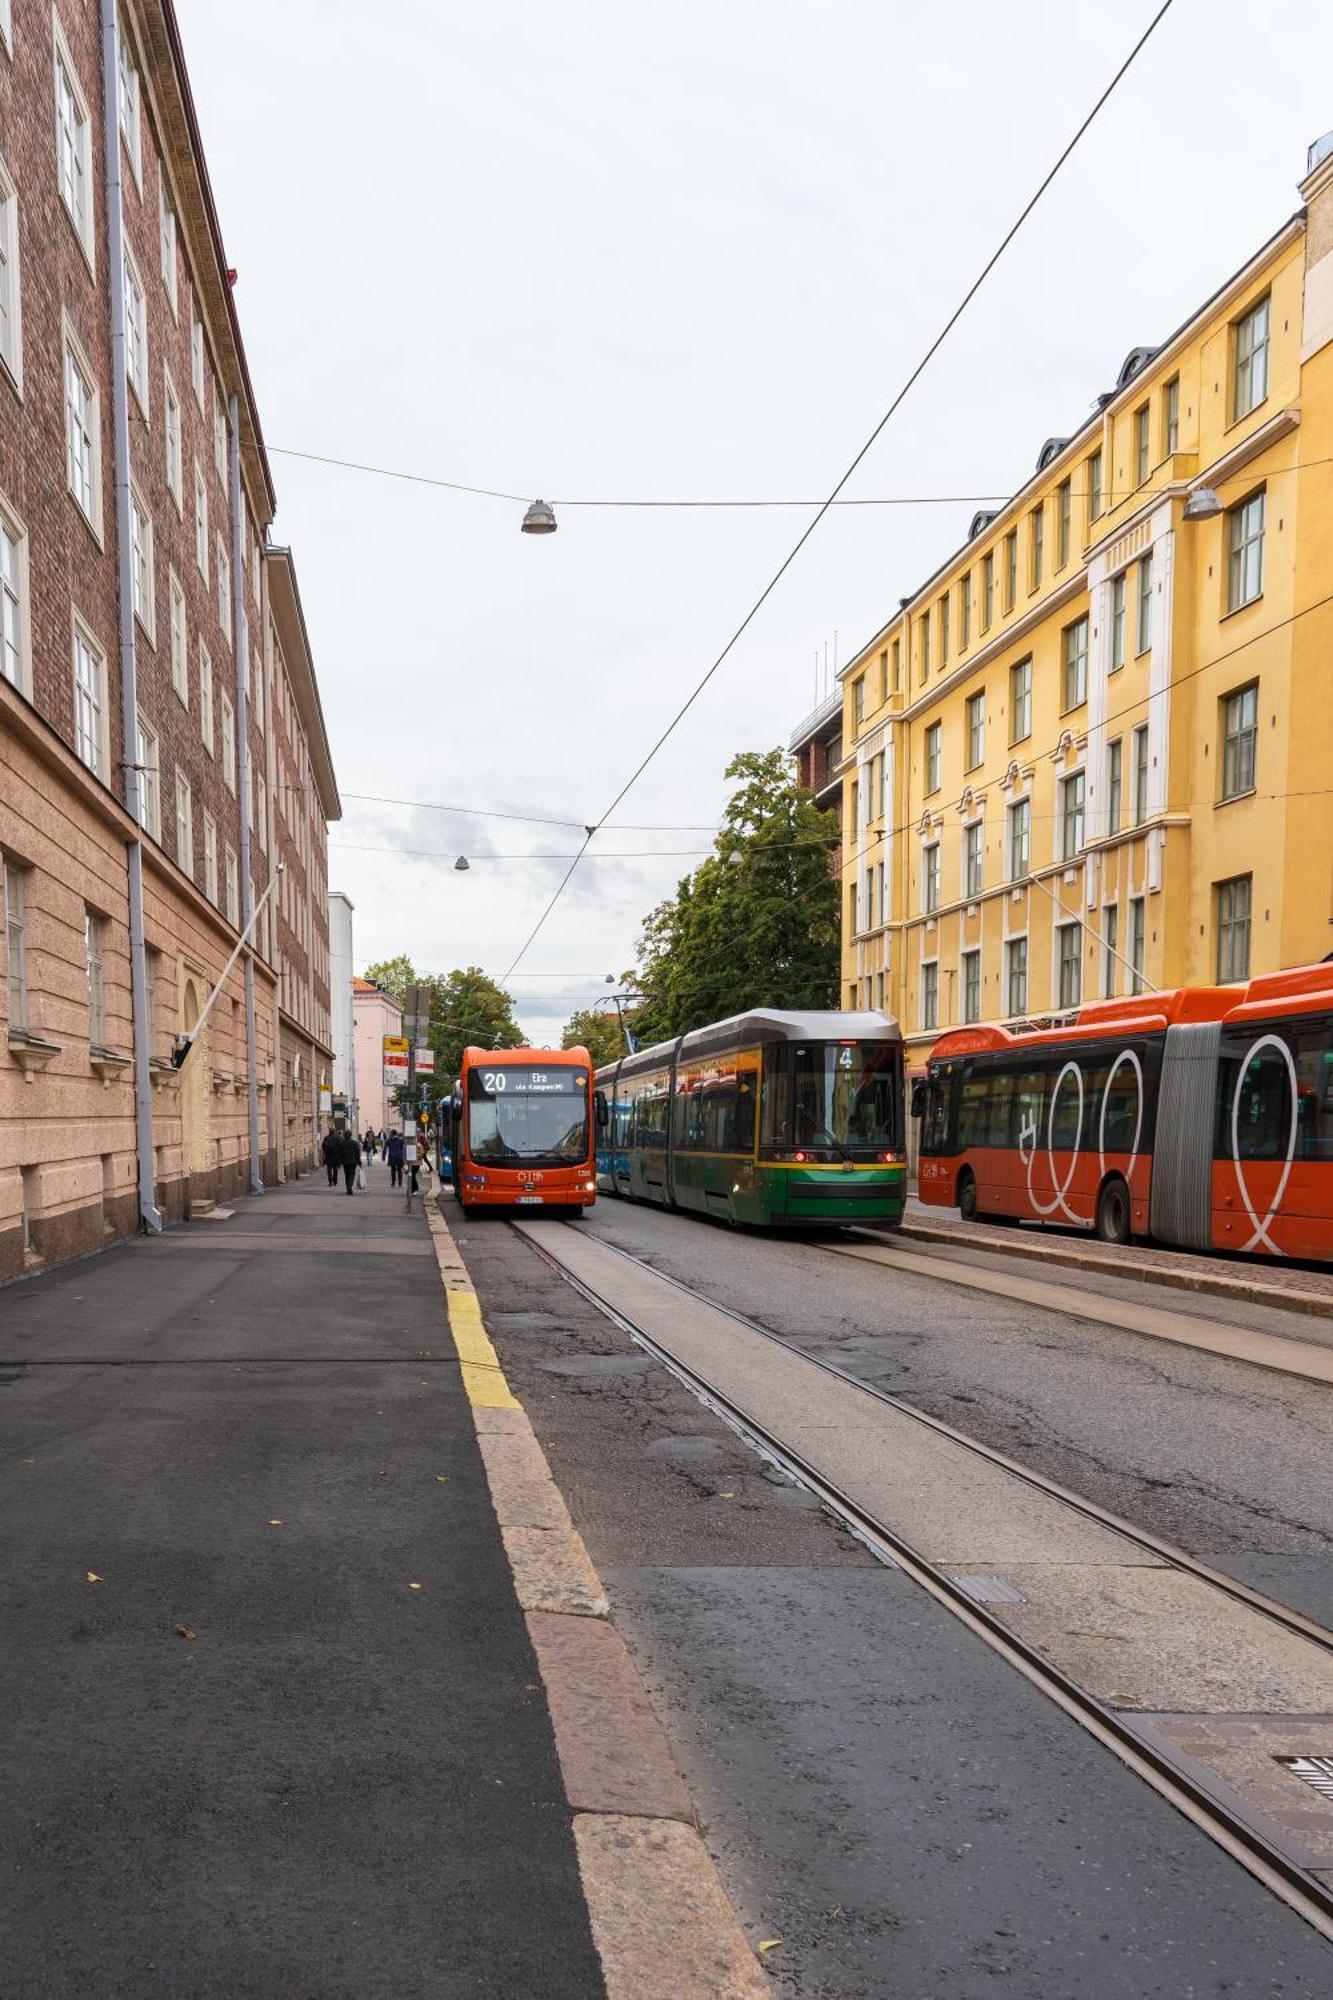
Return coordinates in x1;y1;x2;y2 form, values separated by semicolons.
761;1042;902;1159
467;1064;591;1167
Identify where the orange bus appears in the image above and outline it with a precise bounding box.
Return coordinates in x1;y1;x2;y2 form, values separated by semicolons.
451;1044;597;1216
916;962;1333;1258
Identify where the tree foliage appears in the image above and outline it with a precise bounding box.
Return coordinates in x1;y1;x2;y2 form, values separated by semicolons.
428;966;524;1085
560;1007;629;1070
362;954;417;1005
630;748;839;1045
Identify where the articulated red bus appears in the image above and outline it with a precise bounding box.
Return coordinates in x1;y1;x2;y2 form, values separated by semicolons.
916;962;1333;1259
451;1044;597;1216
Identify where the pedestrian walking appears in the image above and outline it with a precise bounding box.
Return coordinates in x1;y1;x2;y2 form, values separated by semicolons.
340;1130;362;1195
322;1127;341;1187
386;1129;405;1188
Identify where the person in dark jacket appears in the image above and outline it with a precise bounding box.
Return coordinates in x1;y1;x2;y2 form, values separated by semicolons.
386;1129;405;1188
340;1130;362;1195
322;1128;341;1187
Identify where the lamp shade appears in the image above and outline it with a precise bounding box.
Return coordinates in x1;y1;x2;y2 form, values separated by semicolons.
521;499;558;535
1182;485;1223;522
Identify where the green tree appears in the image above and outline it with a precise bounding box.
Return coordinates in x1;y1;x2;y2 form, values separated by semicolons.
631;748;839;1043
561;1007;628;1070
429;966;524;1084
362;953;418;1005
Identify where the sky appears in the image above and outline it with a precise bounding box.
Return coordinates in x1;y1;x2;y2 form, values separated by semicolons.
178;0;1333;1046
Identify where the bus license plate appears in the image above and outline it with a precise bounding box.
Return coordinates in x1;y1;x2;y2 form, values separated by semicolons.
517;1195;543;1204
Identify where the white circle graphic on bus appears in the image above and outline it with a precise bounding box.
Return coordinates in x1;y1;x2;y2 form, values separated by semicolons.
1013;1052;1144;1226
1229;1032;1298;1254
1098;1049;1144;1184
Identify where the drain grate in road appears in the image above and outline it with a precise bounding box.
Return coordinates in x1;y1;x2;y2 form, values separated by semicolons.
950;1574;1026;1606
1277;1756;1333;1803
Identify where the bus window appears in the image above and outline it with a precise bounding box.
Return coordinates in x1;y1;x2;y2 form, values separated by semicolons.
1009;1070;1047;1148
1226;1046;1293;1161
959;1067;1012;1148
1294;1021;1333;1161
1102;1055;1142;1154
1049;1066;1083;1152
922;1066;954;1154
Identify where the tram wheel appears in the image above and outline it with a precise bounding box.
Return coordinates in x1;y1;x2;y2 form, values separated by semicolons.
1095;1176;1132;1246
957;1168;978;1223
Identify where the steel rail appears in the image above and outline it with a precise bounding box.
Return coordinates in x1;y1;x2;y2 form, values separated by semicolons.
520;1222;1333;1943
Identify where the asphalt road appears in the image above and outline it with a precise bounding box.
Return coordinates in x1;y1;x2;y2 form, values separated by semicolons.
458;1206;1333;1998
580;1199;1333;1627
0;1178;603;2000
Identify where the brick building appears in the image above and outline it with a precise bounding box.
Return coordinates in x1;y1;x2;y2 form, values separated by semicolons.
0;0;338;1279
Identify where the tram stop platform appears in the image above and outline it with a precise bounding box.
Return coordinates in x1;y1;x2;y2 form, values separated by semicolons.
0;1165;762;2000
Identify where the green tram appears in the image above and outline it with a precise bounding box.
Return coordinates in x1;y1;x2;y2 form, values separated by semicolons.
594;1009;907;1228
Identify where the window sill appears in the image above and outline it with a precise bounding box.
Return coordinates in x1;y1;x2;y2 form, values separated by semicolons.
90;1047;132;1086
69;489;105;551
8;1029;61;1081
1224;398;1268;437
1219;593;1264;624
1216;787;1257;809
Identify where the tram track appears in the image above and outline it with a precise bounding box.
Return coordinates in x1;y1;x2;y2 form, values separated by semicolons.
515;1216;1333;1944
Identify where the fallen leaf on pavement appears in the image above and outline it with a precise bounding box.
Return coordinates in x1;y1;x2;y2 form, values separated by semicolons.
176;1625;198;1641
408;1582;423;1591
758;1939;783;1954
86;1571;101;1584
267;1519;283;1526
434;1475;450;1483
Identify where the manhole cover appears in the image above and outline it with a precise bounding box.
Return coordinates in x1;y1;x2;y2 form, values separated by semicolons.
1277;1756;1333;1802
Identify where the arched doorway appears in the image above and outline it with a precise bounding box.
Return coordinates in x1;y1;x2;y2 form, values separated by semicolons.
181;976;211;1192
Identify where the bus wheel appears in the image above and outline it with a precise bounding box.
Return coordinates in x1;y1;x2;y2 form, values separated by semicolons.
1096;1176;1131;1246
957;1168;978;1222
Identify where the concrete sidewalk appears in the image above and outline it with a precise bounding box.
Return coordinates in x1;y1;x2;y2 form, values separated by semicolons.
0;1171;603;1998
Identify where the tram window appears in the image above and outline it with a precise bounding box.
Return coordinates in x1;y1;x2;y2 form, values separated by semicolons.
1102;1057;1142;1153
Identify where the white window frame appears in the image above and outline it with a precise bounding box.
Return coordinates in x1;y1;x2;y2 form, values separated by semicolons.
199;641;214;754
1109;572;1126;671
0;491;33;698
130;483;154;642
923;840;941;916
116;14;141;187
1129;897;1146;995
1005;934;1028;1019
1009;658;1032;745
71;611;108;778
924;721;941;795
203;811;218;906
1059;769;1085;861
169;568;187;702
1233;294;1270;420
220;690;235;792
224;845;239;927
217;536;231;642
158;181;178;316
920;959;939;1033
190;291;205;407
174;768;193;880
53;13;95;274
5;858;29;1032
214;395;227;485
965;690;985;771
961;948;981;1025
1056;919;1082;1010
0;146;24;395
134;709;160;838
1136;553;1153;655
63;316;102;539
0;1;12;56
1102;902;1120;999
194;461;208;579
164;364;183;507
1006;796;1030;882
963;818;983;900
1227;490;1266;612
85;906;107;1045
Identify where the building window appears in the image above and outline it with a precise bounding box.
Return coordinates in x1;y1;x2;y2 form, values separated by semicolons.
85;909;107;1044
939;593;950;666
72;620;106;777
964;821;983;899
214;396;227;486
164;367;183;504
847;882;856;934
1107;737;1122;833
1134;403;1150;486
64;332;100;531
199;643;214;753
1164;376;1179;454
130;487;153;636
134;710;159;838
863;865;874;929
891;637;901;691
194;463;208;578
962;950;981;1024
1;503;30;695
982;552;994;629
221;692;235;791
1102;904;1119;998
1136;552;1153;654
123;242;148;409
1062;615;1088;709
1009;658;1031;744
203;812;218;905
877;648;888;702
190;292;205;406
924;720;941;795
966;690;985;770
921;961;938;1032
960;574;972;648
923;843;941;915
1087;447;1103;521
1227;490;1265;611
1221;682;1258;800
1004;530;1017;613
159;183;178;315
116;17;140;179
1233;294;1270;419
0;150;22;391
175;770;193;879
217;538;232;643
1005;936;1027;1018
1006;798;1030;880
222;846;238;927
1129;897;1146;994
1029;506;1043;590
1057;479;1071;568
167;571;187;701
1060;770;1085;860
1132;723;1150;825
1109;573;1126;671
853;676;865;726
1216;875;1252;982
5;860;28;1030
1057;921;1082;1008
920;614;931;680
54;24;94;265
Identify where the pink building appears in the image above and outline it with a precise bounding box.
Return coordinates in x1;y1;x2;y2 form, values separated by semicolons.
352;979;403;1133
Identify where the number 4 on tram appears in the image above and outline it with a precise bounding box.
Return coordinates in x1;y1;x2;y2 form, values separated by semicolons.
915;961;1333;1259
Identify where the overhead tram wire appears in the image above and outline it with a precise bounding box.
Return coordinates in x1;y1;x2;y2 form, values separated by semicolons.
340;791;720;832
499;0;1180;979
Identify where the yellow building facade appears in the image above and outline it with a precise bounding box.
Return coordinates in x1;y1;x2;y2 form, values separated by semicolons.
838;141;1333;1073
